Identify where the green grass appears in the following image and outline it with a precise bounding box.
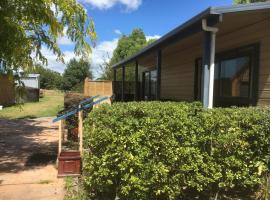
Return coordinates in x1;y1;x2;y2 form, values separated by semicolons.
0;90;64;119
64;177;87;200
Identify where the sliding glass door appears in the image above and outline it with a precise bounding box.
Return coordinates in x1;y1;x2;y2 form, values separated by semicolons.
142;69;157;100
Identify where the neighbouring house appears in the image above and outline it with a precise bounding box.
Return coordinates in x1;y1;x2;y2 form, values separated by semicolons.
112;2;270;108
0;75;15;107
20;74;40;102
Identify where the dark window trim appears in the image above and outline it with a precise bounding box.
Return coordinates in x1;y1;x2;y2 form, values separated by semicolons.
194;58;202;101
142;67;157;100
194;43;260;107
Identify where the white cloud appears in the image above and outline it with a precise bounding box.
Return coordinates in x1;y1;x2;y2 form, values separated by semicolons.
38;47;78;74
90;38;119;77
146;35;161;41
38;34;161;78
57;36;74;46
80;0;142;11
50;4;63;19
90;34;162;78
57;27;74;46
37;39;118;78
114;29;122;35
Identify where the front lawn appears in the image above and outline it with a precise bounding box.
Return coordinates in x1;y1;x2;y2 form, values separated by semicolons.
0;90;64;119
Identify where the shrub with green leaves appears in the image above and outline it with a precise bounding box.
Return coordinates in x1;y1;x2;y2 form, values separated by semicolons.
83;102;270;199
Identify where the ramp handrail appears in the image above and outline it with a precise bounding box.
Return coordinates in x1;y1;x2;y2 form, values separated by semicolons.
59;95;100;115
53;96;110;123
78;95;100;106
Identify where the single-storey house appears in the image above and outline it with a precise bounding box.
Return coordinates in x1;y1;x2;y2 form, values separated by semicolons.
112;2;270;108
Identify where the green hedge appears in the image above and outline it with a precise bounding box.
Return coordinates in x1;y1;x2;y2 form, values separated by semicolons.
83;102;270;199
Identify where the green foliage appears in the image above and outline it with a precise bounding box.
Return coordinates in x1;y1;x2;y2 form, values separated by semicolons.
62;92;92;142
64;177;87;200
234;0;269;4
99;29;158;80
0;0;96;73
98;59;114;81
83;102;270;199
29;65;62;90
61;58;92;92
110;29;147;65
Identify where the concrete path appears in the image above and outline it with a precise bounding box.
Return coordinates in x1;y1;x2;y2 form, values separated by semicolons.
0;117;64;200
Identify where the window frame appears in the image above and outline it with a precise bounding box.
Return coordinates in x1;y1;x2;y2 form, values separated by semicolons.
194;43;260;107
142;68;157;101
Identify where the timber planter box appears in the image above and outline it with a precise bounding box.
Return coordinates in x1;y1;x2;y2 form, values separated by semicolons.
58;151;81;177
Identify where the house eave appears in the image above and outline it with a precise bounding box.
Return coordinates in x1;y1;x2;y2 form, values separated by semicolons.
112;2;270;69
112;7;215;68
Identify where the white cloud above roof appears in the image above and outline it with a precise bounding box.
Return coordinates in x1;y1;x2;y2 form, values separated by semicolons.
81;0;142;11
90;34;161;78
146;35;161;41
90;38;119;77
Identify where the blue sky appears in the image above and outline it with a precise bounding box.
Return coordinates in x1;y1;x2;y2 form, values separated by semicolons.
47;0;233;77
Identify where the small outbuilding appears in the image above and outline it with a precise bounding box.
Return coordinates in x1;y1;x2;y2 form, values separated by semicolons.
20;74;40;102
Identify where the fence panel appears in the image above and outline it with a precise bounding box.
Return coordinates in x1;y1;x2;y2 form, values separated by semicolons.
84;78;113;97
0;75;15;106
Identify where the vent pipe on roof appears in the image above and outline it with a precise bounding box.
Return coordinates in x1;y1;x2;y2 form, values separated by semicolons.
202;19;218;109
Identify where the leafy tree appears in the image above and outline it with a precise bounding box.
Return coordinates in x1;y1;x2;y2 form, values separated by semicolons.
99;60;113;81
234;0;269;3
98;54;113;80
61;58;93;91
29;65;62;90
99;28;157;80
110;29;147;65
0;0;96;74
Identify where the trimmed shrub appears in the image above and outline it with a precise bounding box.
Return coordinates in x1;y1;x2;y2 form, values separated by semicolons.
83;102;270;199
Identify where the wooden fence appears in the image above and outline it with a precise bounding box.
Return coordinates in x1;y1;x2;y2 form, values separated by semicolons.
0;75;15;106
84;78;113;97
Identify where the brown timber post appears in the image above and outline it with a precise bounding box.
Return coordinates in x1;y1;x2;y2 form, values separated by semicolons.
135;60;139;101
156;50;162;100
78;105;83;154
58;120;63;156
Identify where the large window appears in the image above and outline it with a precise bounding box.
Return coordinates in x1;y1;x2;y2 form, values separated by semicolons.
195;45;259;107
218;56;250;98
142;69;157;100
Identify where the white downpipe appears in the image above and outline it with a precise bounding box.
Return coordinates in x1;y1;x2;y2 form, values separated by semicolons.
202;19;218;109
208;33;216;109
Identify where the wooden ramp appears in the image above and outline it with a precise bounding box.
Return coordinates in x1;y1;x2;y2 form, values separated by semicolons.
52;96;111;177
